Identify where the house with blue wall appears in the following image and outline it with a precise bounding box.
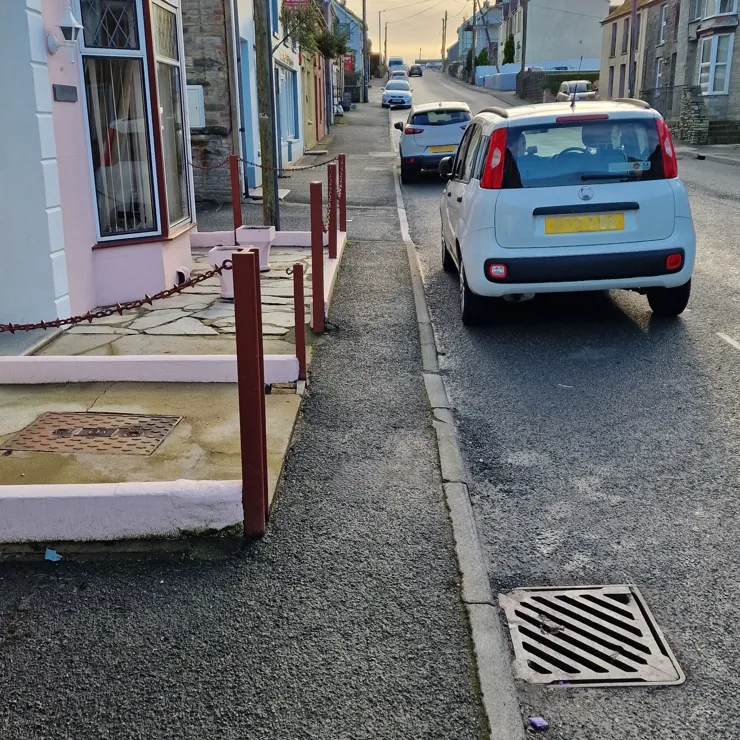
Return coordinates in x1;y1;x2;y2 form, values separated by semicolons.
332;0;365;75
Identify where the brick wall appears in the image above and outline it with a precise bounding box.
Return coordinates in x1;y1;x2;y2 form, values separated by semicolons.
182;0;238;203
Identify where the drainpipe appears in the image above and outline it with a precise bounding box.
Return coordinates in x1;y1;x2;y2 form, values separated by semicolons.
231;0;250;194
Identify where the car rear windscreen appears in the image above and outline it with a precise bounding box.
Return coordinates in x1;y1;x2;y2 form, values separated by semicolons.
502;118;666;188
411;110;471;125
386;81;410;91
569;82;592;92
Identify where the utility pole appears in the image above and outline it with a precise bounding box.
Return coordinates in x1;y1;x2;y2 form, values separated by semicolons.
521;0;529;75
384;22;387;70
378;11;383;66
253;0;280;228
419;46;422;63
627;0;637;96
362;0;368;102
441;11;447;67
471;0;477;84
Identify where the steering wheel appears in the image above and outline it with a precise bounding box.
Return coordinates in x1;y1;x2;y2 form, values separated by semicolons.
554;146;587;160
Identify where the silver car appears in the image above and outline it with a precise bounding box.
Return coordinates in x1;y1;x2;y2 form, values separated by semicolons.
556;80;596;102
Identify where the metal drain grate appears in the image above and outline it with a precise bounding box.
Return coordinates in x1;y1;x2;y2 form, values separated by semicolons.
1;412;182;456
499;585;685;687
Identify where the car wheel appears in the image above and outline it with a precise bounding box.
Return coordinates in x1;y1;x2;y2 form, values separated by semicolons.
646;279;691;317
459;254;485;325
442;230;455;273
400;167;416;184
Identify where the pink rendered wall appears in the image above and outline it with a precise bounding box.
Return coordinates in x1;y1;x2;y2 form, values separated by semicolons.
43;0;97;315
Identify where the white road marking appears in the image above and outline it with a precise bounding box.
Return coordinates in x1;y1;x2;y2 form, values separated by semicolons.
717;332;740;350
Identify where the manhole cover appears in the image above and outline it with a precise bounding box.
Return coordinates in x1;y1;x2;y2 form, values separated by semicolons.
499;585;685;687
1;412;182;456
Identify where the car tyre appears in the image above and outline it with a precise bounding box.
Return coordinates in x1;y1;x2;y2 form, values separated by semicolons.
400;167;416;184
646;279;691;317
442;231;455;273
459;255;486;325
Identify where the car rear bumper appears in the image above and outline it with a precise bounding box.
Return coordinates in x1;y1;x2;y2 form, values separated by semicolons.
462;220;696;297
401;154;453;170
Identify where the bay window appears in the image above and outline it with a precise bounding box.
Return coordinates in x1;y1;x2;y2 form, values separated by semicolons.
153;1;190;226
699;33;734;93
703;0;738;16
79;0;191;241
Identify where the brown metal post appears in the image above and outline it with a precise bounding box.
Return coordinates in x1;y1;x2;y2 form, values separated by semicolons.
250;249;269;517
338;154;347;232
233;249;266;536
293;263;307;381
230;154;243;230
310;181;325;333
328;163;337;259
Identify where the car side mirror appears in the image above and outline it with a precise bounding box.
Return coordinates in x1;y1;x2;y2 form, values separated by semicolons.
438;156;453;179
394;121;403;131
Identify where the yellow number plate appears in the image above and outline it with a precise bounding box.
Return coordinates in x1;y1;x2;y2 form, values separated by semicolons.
429;145;457;153
545;213;625;234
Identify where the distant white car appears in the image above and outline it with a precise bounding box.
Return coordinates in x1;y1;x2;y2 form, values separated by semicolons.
556;80;596;102
382;79;412;109
439;101;695;324
394;101;471;183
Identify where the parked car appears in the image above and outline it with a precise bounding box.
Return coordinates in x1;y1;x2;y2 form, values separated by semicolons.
382;79;413;108
390;67;409;80
556;80;596;102
409;64;423;77
394;102;471;183
438;101;695;324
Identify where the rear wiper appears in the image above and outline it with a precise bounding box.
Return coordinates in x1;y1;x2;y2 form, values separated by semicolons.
581;174;636;181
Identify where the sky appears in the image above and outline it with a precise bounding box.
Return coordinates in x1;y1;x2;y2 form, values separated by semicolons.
344;0;475;63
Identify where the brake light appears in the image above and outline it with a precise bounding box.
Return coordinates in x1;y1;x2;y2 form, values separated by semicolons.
404;126;424;134
555;114;609;122
480;128;508;190
656;118;678;178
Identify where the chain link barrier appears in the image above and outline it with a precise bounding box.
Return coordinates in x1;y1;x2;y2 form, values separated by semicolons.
0;263;234;335
188;154;339;173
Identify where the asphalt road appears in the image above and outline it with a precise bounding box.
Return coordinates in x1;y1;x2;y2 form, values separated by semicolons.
393;71;740;739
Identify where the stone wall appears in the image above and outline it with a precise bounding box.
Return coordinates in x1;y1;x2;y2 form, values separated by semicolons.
182;0;239;203
641;0;680;95
516;70;545;102
677;86;709;144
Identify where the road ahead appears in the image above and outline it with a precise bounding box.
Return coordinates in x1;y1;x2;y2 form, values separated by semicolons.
392;71;740;739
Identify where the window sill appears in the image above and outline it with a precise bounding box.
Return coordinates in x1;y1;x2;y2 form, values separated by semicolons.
701;91;730;95
92;221;195;250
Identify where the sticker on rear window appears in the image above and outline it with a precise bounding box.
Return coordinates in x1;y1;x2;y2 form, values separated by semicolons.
607;161;652;173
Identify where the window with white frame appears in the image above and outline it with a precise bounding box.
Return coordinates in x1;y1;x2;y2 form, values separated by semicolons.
655;57;663;87
703;0;737;16
659;4;667;42
80;0;157;238
153;0;190;227
699;33;734;93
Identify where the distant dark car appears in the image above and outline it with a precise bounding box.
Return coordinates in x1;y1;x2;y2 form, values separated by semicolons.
408;65;423;77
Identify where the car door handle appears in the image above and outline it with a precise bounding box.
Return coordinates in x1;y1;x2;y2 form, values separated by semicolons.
456;196;463;202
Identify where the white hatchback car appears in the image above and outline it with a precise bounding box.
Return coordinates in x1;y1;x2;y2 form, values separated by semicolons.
382;79;412;109
394;102;471;183
439;101;696;324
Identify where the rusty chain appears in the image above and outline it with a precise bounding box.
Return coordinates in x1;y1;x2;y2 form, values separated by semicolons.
0;262;234;335
188;155;339;173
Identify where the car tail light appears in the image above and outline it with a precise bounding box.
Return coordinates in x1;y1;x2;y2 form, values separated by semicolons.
480;128;508;190
487;263;507;279
404;126;424;134
656;118;678;178
666;253;683;270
